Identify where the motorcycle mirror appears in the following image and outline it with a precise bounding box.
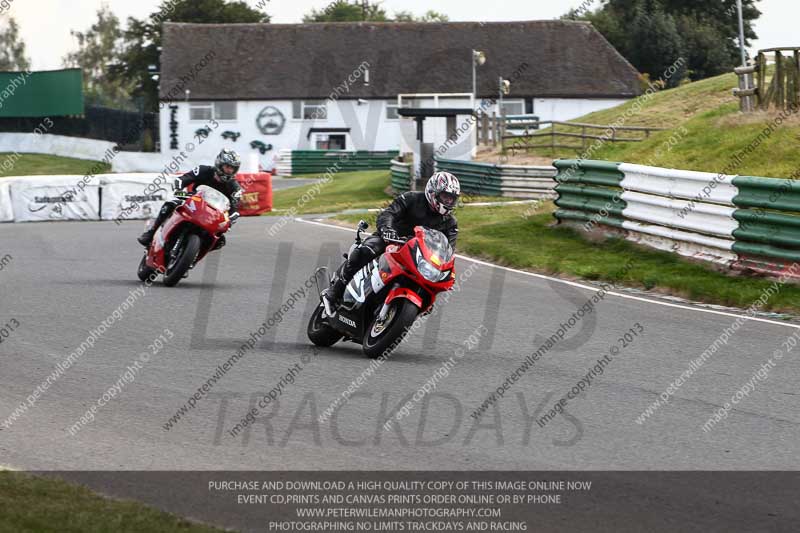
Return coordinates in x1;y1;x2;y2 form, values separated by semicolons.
358;220;369;231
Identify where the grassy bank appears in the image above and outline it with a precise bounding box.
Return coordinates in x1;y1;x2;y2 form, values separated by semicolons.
0;470;222;532
273;170;391;214
487;72;800;178
0;153;111;178
334;202;800;314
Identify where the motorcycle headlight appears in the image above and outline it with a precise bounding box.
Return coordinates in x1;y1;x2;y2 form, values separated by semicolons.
416;248;448;282
418;258;441;282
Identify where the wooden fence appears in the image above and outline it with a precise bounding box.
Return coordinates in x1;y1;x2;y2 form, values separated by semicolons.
494;120;665;154
734;47;800;112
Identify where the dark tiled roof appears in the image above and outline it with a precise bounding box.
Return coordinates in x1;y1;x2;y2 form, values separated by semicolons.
159;21;642;101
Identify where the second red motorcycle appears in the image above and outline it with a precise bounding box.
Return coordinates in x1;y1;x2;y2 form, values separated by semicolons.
137;185;239;287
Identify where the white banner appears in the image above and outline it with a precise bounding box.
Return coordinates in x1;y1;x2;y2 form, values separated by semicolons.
0;182;13;222
100;175;176;221
10;176;100;222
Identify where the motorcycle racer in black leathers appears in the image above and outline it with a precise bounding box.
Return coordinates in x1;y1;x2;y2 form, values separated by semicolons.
137;148;243;248
324;172;461;306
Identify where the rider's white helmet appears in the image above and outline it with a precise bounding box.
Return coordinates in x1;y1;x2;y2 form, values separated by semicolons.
425;172;461;215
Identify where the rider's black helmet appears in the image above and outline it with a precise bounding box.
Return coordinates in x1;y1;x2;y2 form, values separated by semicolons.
214;149;241;182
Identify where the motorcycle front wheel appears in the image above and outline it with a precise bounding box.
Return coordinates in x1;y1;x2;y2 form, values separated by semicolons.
137;253;156;282
362;299;419;359
307;304;343;347
163;233;201;287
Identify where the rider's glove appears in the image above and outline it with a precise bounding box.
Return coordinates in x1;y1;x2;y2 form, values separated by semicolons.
381;228;399;242
172;177;183;192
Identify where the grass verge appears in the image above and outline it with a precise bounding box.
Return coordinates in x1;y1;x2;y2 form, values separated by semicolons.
0;153;111;178
272;170;391;214
0;470;223;532
334;202;800;315
272;170;521;215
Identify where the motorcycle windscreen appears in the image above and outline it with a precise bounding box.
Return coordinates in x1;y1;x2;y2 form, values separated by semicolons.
195;185;231;213
421;228;454;266
343;259;386;307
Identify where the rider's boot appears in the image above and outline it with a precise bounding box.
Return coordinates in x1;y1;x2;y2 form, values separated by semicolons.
137;203;173;247
137;229;155;247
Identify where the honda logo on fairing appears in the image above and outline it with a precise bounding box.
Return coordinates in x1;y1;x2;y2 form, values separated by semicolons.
338;315;357;328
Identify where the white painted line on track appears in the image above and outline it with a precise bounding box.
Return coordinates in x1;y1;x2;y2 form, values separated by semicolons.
296;217;800;331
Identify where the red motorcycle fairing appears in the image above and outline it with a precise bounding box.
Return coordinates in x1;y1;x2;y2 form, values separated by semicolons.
145;192;229;273
384;286;423;309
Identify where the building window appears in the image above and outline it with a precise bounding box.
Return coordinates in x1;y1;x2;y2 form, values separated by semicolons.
214;101;237;120
189;103;213;121
500;99;524;117
315;134;346;150
189;102;237;121
386;101;399;120
293;100;327;120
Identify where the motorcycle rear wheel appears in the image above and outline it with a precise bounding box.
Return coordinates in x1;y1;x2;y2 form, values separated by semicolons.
163;233;201;287
307;304;343;347
362;299;419;359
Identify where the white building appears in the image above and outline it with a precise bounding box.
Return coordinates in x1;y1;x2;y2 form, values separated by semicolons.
158;20;642;171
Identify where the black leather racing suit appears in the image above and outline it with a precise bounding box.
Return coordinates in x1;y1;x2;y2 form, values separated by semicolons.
337;191;458;285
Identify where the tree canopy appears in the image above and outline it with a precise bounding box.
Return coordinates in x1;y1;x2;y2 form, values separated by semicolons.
0;18;30;72
116;0;269;110
566;0;761;86
62;5;135;109
303;1;448;23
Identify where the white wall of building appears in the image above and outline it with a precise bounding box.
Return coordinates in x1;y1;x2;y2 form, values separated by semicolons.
158;98;402;173
497;97;630;122
158;96;631;170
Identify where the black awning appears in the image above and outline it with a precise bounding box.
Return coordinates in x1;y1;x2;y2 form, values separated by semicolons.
398;108;476;118
306;127;351;140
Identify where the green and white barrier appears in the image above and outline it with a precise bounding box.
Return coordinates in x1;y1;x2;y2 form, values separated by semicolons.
276;149;399;176
554;159;800;279
390;159;412;193
435;158;556;199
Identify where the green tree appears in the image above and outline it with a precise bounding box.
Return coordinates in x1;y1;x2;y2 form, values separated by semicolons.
117;0;269;110
0;18;30;71
572;0;761;83
303;0;388;22
304;1;447;23
63;5;135;109
627;2;685;87
393;10;450;22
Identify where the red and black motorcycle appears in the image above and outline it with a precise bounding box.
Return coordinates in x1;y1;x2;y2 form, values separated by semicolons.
137;185;239;287
308;221;456;358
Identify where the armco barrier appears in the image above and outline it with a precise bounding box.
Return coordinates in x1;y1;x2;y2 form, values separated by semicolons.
390;159;412;193
1;172;272;223
434;157;557;198
553;159;800;279
276;149;399;175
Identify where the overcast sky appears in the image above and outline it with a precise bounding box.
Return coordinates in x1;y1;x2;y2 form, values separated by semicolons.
3;0;797;70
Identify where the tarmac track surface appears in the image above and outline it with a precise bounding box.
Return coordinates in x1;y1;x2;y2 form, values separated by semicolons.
1;216;799;531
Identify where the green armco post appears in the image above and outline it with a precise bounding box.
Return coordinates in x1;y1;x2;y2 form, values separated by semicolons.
732;176;800;211
554;209;626;228
731;240;800;262
290;150;398;174
553;160;626;224
435;158;503;196
553;159;624;187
